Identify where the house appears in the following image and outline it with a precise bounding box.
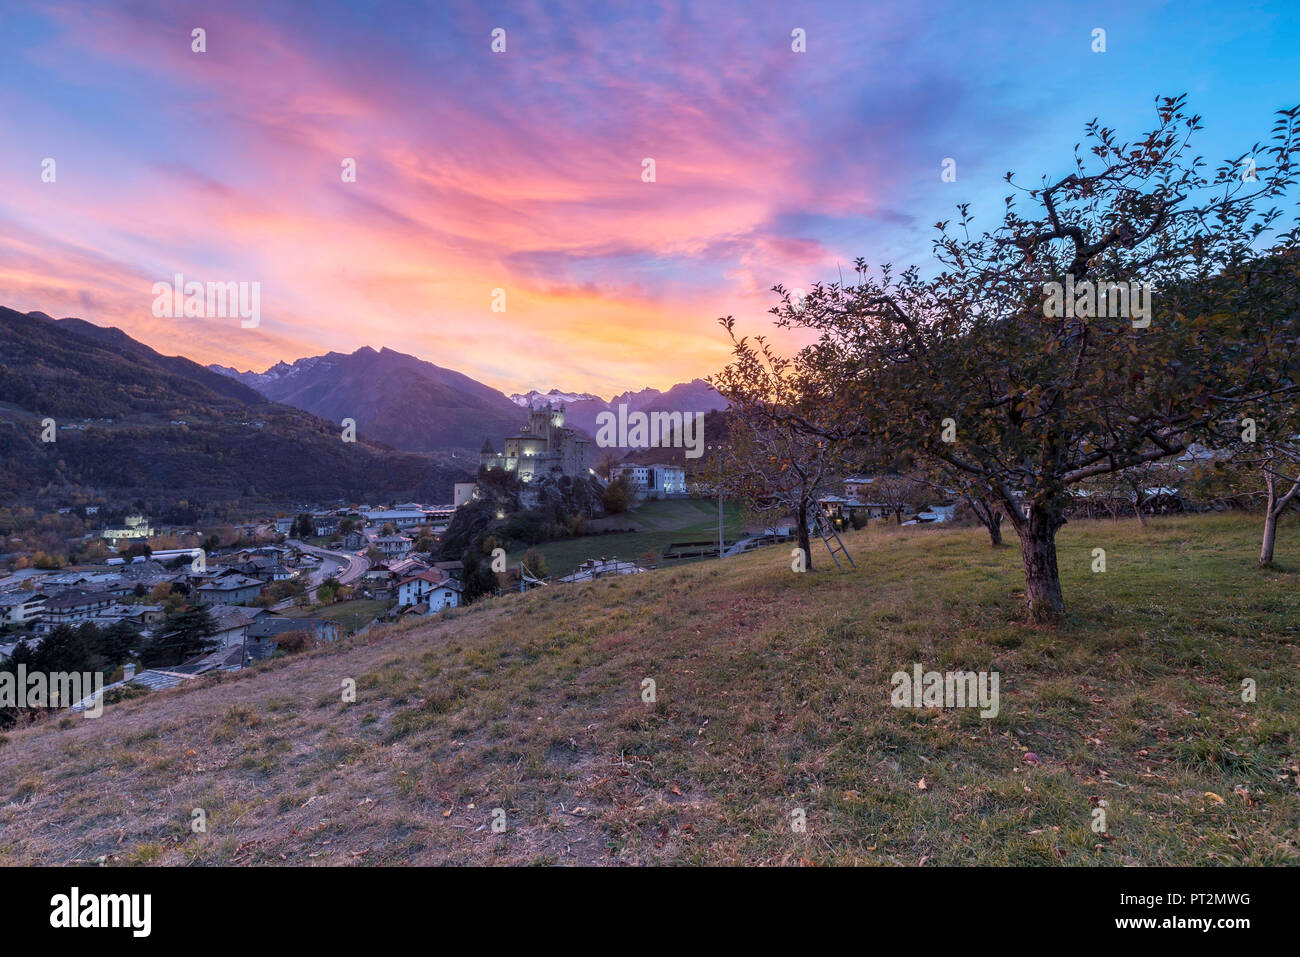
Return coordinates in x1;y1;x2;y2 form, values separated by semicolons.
313;516;341;536
432;560;464;581
81;602;165;629
342;530;368;551
374;535;413;558
115;559;170;582
423;505;455;525
229;556;293;583
818;494;895;523
0;591;48;627
396;568;448;607
85;603;142;627
842;475;876;499
97;580;138;599
611;463;688;498
206;605;269;647
41;571;96;590
195;575;265;606
245;616;340;658
116;560;185;592
422;577;462;612
39;589;120;631
386;556;429;579
126;604;166;627
905;504;957;525
364;563;391;583
362;507;426;529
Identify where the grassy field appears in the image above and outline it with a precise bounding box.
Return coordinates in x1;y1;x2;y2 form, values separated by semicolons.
0;513;1296;865
508;498;748;576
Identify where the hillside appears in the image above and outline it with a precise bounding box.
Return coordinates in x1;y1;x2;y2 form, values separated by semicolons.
1;513;1295;865
211;347;525;453
0;308;471;504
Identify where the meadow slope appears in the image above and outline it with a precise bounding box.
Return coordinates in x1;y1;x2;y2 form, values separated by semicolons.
1;513;1297;865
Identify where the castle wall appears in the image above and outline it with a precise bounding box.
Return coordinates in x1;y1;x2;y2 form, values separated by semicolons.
480;402;589;482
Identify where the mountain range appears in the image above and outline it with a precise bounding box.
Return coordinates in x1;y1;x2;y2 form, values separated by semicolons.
0;308;470;507
211;352;727;452
508;380;728;437
0;306;729;509
210;347;524;453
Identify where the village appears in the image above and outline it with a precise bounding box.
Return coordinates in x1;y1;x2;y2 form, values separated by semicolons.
0;484;920;704
0;396;1228;717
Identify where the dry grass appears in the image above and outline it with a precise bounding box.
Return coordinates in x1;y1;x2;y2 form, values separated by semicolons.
0;513;1296;865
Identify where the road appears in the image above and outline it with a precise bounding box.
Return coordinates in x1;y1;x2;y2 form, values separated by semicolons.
272;540;370;610
292;539;369;586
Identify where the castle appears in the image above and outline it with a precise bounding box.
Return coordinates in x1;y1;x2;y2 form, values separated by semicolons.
480;402;590;483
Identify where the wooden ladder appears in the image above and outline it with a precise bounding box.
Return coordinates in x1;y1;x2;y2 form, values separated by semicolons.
812;509;857;569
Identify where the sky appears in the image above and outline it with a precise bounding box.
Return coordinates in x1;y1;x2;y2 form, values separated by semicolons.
1;0;1297;397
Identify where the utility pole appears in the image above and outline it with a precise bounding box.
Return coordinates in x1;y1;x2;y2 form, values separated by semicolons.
715;441;727;559
718;490;724;558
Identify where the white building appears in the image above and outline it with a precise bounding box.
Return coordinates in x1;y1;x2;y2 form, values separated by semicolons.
842;475;876;499
611;463;688;499
397;570;462;612
375;535;413;558
396;569;448;607
905;504;957;525
424;578;462;612
0;591;48;627
102;514;153;544
363;508;426;529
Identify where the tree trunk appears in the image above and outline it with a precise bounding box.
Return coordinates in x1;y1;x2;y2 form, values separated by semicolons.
1257;456;1300;567
1007;501;1066;625
986;509;1003;546
1133;498;1148;527
1260;508;1278;566
969;496;1004;546
1260;469;1278;566
796;502;814;573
